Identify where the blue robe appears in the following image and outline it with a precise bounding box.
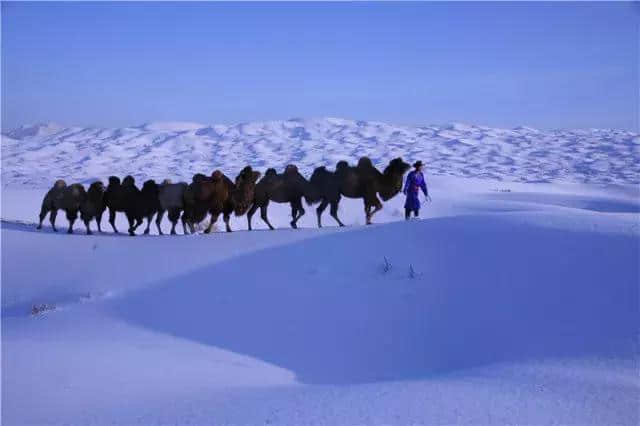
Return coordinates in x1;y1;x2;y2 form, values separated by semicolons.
403;170;428;210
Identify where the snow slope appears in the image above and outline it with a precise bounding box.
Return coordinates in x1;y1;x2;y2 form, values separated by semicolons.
2;175;639;425
2;118;639;188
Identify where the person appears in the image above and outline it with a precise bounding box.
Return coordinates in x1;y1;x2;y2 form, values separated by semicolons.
403;160;430;220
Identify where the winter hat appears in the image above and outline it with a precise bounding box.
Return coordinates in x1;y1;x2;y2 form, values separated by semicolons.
413;160;423;168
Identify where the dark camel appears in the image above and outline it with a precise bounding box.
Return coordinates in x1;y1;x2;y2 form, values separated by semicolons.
314;157;410;226
37;180;86;234
80;181;107;234
247;164;320;230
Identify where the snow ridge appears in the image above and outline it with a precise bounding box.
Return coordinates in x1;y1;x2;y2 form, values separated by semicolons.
2;118;638;188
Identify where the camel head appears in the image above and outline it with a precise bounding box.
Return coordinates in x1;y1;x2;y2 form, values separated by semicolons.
232;166;261;216
379;157;411;201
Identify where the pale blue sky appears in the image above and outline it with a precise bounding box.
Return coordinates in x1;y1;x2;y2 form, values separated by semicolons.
2;2;638;131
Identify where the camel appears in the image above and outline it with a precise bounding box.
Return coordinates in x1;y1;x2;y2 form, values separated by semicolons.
37;180;87;233
156;179;188;235
309;166;345;227
247;164;320;230
316;157;410;225
135;179;161;235
80;181;107;234
183;170;237;234
183;167;263;234
231;166;262;216
104;175;143;235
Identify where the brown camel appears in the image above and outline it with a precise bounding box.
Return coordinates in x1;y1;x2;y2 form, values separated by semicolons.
247;164;320;230
80;181;107;234
231;166;262;216
317;157;410;226
183;169;250;234
37;180;87;233
182;167;261;234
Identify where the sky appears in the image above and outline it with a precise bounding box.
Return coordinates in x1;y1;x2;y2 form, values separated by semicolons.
1;2;638;131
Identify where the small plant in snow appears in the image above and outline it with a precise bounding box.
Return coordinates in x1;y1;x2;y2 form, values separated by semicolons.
31;303;56;316
409;264;417;279
382;256;392;273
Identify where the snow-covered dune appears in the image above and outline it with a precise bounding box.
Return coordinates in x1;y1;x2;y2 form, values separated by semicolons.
2;176;639;424
2;118;639;188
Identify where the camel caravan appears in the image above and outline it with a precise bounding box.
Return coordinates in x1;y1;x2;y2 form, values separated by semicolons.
36;157;411;235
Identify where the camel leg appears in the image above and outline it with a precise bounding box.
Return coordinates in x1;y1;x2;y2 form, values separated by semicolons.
144;215;152;235
66;209;78;234
156;209;165;235
84;219;92;235
316;198;329;228
37;203;50;230
363;190;382;225
204;213;219;234
167;209;179;235
109;208;119;233
96;211;104;233
126;213;136;236
260;203;275;230
223;212;232;232
247;203;259;231
133;216;143;232
330;200;345;227
291;199;305;229
180;212;189;235
50;209;59;232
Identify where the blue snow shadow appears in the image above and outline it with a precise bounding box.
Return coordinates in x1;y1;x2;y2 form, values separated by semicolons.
109;217;639;385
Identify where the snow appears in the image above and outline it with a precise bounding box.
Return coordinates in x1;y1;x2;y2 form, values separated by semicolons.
1;118;639;425
2;118;638;189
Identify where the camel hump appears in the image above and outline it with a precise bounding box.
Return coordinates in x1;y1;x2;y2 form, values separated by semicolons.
336;160;349;171
108;176;121;186
54;179;67;189
265;168;277;177
192;173;208;183
311;166;328;178
162;178;172;185
211;170;224;181
143;179;157;189
284;164;298;175
122;175;135;186
357;157;374;169
70;184;84;197
89;181;104;192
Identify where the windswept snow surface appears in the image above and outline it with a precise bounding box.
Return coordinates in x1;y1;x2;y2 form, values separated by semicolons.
2;118;639;188
1;118;639;425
